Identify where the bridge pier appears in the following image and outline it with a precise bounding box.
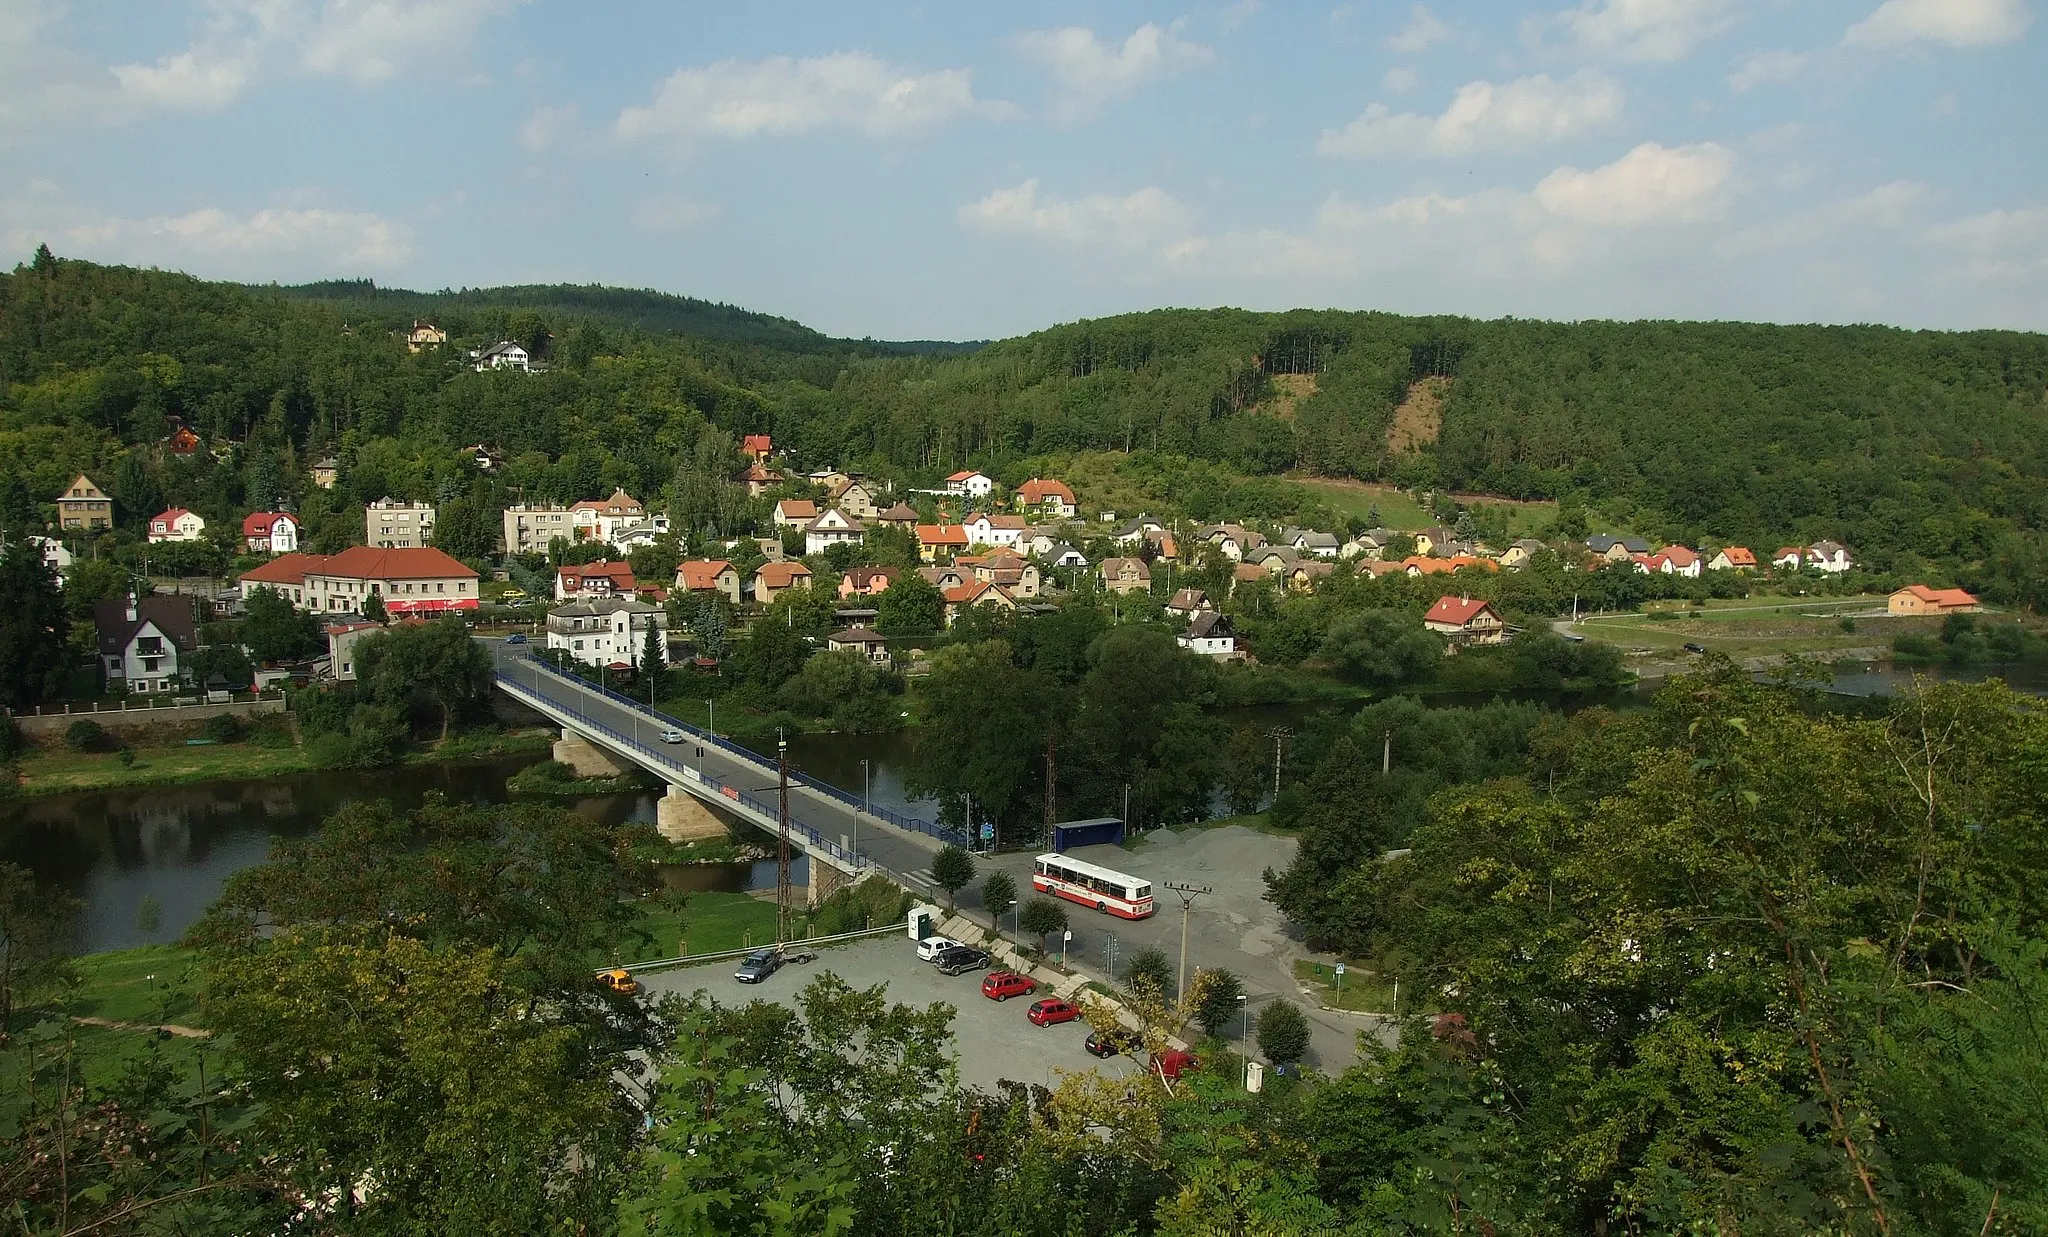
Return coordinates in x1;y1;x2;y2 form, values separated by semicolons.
657;784;732;843
809;854;856;906
553;727;631;778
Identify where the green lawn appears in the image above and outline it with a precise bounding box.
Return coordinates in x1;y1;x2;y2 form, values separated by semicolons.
1294;958;1401;1015
1291;479;1433;529
14;728;553;797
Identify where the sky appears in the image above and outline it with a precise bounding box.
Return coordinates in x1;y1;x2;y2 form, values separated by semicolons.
1;0;2043;339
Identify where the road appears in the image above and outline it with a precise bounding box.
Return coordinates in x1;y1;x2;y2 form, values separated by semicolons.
488;641;946;885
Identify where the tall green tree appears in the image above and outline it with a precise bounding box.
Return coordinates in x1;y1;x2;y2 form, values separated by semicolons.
0;544;70;708
353;615;493;740
240;584;320;662
875;570;943;637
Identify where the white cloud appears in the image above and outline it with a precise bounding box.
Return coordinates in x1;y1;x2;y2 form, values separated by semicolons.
617;52;1010;143
518;103;578;153
1318;70;1623;158
1221;1;1263;32
1534;140;1736;224
1541;0;1741;62
302;0;526;85
1382;66;1420;94
2;197;414;277
1727;48;1808;90
1015;23;1213;123
1386;5;1449;53
111;48;257;111
1843;0;2031;48
1929;205;2048;280
959;179;1194;249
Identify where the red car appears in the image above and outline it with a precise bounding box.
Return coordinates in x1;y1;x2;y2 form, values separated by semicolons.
1153;1050;1201;1080
981;971;1038;1002
1027;998;1081;1027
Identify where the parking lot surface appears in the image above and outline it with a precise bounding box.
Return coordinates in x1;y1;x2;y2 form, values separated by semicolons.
637;935;1141;1094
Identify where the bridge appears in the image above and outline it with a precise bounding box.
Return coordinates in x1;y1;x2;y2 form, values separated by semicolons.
491;643;968;901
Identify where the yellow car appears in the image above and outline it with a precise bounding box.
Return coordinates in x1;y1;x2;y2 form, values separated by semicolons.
599;967;639;996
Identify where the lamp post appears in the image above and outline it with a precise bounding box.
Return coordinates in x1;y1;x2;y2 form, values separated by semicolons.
706;698;716;739
857;758;869;868
1239;994;1249;1043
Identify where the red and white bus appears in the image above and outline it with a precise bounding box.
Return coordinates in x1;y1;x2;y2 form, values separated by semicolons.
1032;853;1154;919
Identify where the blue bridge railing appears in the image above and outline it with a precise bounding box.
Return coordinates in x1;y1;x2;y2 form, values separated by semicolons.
509;654;971;850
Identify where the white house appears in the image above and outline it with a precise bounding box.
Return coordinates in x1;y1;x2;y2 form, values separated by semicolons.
570;490;647;545
546;598;668;670
1041;544;1088;569
805;509;867;555
1282;528;1341;558
28;536;73;584
962;512;1027;549
366;499;435;548
1176;611;1240;660
147;508;206;543
93;596;197;693
1015;478;1078;518
1806;541;1854;574
1637;546;1702;578
471;341;531;372
943;470;994;498
241;511;299;554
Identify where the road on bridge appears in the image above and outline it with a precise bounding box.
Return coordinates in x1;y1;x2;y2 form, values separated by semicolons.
489;640;949;889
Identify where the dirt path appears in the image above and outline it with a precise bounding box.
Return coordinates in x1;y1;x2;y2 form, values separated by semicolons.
73;1015;212;1038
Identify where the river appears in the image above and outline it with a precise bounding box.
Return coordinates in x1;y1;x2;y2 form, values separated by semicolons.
9;657;2038;954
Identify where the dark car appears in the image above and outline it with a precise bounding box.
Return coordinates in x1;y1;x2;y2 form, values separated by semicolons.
734;948;783;984
1683;642;1708;654
933;946;991;976
504;633;527;645
1085;1027;1140;1058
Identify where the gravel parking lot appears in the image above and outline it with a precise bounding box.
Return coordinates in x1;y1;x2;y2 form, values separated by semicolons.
636;935;1141;1094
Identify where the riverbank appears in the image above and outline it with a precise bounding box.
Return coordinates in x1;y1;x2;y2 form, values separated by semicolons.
8;727;555;798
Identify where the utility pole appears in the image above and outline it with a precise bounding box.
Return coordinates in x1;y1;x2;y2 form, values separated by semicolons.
1268;727;1292;804
1383;729;1392;777
1164;881;1212;1001
1043;728;1056;844
776;730;791;947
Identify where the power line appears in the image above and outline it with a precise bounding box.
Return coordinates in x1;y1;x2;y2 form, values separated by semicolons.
1163;881;1212;1000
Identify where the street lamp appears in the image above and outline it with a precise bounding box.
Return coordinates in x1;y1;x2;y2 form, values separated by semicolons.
1239;994;1249;1043
706;698;716;739
857;758;869;867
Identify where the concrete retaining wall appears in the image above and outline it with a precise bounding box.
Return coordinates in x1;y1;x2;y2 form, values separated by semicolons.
11;697;286;737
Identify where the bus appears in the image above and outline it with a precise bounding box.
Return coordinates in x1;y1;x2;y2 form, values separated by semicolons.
1032;853;1155;919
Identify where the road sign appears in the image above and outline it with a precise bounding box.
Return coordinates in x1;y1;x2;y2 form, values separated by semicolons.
980;822;994;841
1334;963;1345;977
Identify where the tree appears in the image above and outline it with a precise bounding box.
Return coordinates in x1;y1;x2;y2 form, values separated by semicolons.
1018;896;1068;954
1255;999;1310;1064
1192;967;1245;1037
980;869;1017;920
187;641;255;690
904;641;1056;839
929;844;976;909
1221;725;1270;816
0;862;83;1035
432;493;497;562
241;585;320;662
729;612;811;696
641;617;665;703
353;616;494;741
1318;609;1443;689
1124;946;1174;998
0;543;70;708
360;590;387;624
875;569;943;637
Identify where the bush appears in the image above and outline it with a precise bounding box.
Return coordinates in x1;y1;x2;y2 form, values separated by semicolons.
810;875;913;935
305;731;352;769
1192;967;1246;1037
1123;947;1174;998
202;713;244;744
1255;999;1311;1064
1839;617;1857;634
0;716;21;760
65;719;109;753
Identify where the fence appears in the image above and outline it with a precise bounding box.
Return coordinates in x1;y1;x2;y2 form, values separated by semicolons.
513;653;970;849
497;663;871;871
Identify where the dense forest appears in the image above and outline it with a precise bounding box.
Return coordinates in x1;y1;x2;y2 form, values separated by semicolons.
3;249;2046;603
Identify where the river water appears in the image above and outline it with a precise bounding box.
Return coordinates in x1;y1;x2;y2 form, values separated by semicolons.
8;658;2038;954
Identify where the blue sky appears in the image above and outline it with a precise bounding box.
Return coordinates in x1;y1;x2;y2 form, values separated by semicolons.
2;0;2042;338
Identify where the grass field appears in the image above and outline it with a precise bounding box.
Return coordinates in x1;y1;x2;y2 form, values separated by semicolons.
1294;958;1401;1015
1290;478;1565;538
1565;595;1911;660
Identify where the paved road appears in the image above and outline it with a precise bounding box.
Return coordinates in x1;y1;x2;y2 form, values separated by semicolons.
489;641;945;884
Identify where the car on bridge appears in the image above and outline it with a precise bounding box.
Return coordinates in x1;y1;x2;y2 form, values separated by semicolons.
734;948;785;984
1027;998;1081;1027
659;728;686;743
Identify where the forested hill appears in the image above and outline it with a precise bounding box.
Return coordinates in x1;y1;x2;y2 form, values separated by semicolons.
257;279;983;356
4;251;2047;600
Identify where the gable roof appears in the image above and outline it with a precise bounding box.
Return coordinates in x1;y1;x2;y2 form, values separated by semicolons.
676;560;735;589
1715;546;1758;565
807;510;865;532
241;511;294;536
877;502;920;522
828;625;888;645
776;499;819;520
1018;478;1075;503
843;566;899;589
1652;545;1700;568
242;552;320;587
742;434;772;454
945;469;988;483
152;508;196;526
917;523;970;546
93;596;199;657
1098;556;1151;578
572;488;643;515
560;560;636;588
754;560;813;588
1425;595;1498;626
1898;584;1977;607
742;463;784;483
1184;611;1234;640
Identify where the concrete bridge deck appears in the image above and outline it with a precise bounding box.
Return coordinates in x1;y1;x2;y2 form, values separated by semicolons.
491;643;963;896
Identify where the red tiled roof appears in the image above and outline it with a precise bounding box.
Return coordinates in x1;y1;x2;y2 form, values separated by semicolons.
742;434;772;453
1899;584;1977;608
1656;545;1700;567
242;552;322;587
945;470;984;482
777;499;819;520
1425;596;1497;626
241;511;292;536
1716;546;1757;566
152;508;194;525
560;561;636;588
677;560;734;590
1018;478;1075;503
743;463;784;482
316;546;479;580
918;523;970;546
755;561;813;588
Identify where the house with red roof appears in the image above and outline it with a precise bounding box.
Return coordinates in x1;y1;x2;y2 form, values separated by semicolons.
775;498;819;529
917;523;970;563
1423;595;1506;646
753;560;814;605
1708;546;1757;571
243;547;480;614
147;508;206;543
1638;546;1702;578
242;511;299;554
1772;546;1808;570
839;566;900;599
963;512;1028;549
943;469;994;498
557;560;637;601
741;462;785;498
1888;585;1979;616
1014;478;1078;518
674;559;741;605
941;579;1016;627
742;434;773;461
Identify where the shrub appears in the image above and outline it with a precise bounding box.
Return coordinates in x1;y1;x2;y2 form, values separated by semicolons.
203;713;244;744
65;719;109;753
0;716;21;760
305;731;352;769
1839;617;1857;634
